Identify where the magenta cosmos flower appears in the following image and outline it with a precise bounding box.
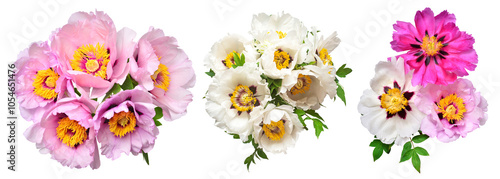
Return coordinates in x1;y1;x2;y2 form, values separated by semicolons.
51;11;136;98
391;8;477;86
415;78;487;143
15;41;71;122
24;97;100;169
94;88;159;160
129;27;195;121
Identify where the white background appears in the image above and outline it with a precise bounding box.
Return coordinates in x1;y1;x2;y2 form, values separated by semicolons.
1;0;499;178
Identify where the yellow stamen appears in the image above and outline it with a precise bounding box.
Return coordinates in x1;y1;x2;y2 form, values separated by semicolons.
291;74;312;95
437;94;466;122
380;88;408;114
70;43;110;80
56;117;88;148
223;51;238;68
231;85;257;112
319;48;333;66
276;31;287;39
263;120;285;141
274;49;291;70
32;68;59;100
108;111;137;138
421;35;443;56
151;64;170;92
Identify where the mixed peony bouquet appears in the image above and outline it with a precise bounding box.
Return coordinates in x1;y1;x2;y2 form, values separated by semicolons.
204;12;351;169
15;11;195;169
358;8;487;173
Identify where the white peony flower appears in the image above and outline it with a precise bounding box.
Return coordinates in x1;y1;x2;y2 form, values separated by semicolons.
205;34;258;74
308;27;341;68
259;38;307;79
205;63;271;140
250;12;308;45
280;65;336;110
251;104;303;154
358;57;425;145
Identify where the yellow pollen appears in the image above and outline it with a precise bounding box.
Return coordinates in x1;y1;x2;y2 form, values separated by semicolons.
56;117;88;148
70;43;110;80
421;35;443;56
151;64;170;92
223;51;238;68
291;74;312;95
32;68;59;100
231;85;257;112
276;31;287;39
319;48;333;66
437;94;466;122
263;120;285;141
380;88;408;114
108;111;137;138
274;49;291;70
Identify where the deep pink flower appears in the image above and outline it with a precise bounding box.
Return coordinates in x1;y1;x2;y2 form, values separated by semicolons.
15;41;72;122
391;8;477;86
24;97;100;169
129;27;195;121
415;78;487;143
94;88;159;160
51;11;136;98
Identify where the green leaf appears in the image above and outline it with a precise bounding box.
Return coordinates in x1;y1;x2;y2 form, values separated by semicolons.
294;109;308;130
244;154;253;170
412;134;429;143
305;110;324;121
154;119;162;127
103;83;122;100
74;88;81;96
373;146;383;162
312;119;325;138
121;75;138;90
412;152;421;173
205;69;215;77
400;149;413;163
414;147;429;156
400;141;412;162
153;107;163;120
228;133;240;139
336;64;352;78
142;151;149;165
336;83;346;105
369;139;382;148
256;148;268;159
382;142;393;154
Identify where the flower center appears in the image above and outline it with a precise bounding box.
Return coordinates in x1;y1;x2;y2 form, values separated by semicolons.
437;94;466;123
276;31;287;39
291;74;312;95
421;35;443;56
56;117;88;148
151;64;170;92
262;120;285;141
70;43;110;80
223;51;238;68
274;49;292;70
108;111;137;138
32;68;59;100
380;88;408;114
230;84;258;113
318;48;333;65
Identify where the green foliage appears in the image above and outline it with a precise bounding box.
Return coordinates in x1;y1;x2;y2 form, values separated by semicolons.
243;135;269;170
336;64;352;78
294;108;328;138
231;52;246;68
334;63;351;106
398;134;430;173
103;83;122;101
369;139;394;161
205;69;215;78
153;107;163;126
142;150;149;165
121;74;138;90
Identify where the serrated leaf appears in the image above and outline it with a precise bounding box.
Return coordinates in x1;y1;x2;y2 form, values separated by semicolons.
412;135;429;143
412;152;421;173
313;120;325;138
373;146;383;162
142;151;149;165
336;64;352;78
400;149;413;163
336;83;346;105
414;147;429;156
103;83;122;100
153;107;163;120
256;149;268;159
205;69;215;77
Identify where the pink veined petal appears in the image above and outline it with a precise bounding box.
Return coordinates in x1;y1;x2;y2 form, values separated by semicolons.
414;8;436;36
391;21;420;52
434;10;456;33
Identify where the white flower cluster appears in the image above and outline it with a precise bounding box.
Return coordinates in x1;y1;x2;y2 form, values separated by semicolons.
205;12;349;167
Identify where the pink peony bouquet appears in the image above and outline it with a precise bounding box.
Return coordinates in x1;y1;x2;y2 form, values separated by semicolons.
358;8;487;173
15;11;195;169
204;12;351;170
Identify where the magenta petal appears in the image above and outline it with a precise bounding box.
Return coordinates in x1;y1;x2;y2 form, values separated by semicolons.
414;8;436;36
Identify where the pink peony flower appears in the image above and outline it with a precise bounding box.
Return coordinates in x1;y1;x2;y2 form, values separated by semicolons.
129;27;195;121
24;97;100;169
15;41;72;122
51;11;136;98
94;88;159;160
390;8;477;86
415;78;487;143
